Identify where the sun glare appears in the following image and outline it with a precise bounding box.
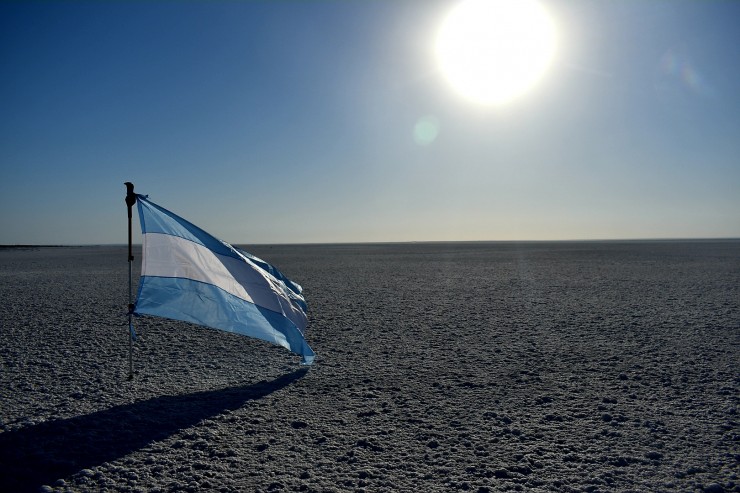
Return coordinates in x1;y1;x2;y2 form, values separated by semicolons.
435;0;557;105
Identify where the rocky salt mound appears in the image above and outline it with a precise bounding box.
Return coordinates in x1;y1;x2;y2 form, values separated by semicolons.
0;242;738;492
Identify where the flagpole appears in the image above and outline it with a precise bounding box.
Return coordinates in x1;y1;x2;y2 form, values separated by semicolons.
125;182;136;380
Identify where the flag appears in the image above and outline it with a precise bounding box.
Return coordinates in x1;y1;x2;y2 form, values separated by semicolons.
133;194;315;365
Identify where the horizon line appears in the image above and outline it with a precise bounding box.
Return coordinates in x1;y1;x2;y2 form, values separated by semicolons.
3;237;740;248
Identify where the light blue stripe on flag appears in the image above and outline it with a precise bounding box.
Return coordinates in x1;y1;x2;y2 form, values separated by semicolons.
133;194;315;365
136;194;237;258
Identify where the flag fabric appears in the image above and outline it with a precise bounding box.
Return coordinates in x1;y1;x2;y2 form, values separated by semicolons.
133;194;315;365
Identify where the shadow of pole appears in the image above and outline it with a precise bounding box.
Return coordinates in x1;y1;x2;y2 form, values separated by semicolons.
0;368;309;492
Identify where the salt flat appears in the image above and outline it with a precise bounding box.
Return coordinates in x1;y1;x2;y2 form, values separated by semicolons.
0;241;738;492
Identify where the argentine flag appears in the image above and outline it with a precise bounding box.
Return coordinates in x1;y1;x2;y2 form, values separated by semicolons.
133;195;315;365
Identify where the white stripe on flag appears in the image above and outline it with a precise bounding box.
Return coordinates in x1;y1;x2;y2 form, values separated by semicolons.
142;232;286;315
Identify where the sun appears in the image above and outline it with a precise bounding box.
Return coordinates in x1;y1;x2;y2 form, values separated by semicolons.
435;0;557;105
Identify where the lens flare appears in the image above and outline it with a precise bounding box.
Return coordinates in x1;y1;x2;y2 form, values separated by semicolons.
414;116;440;146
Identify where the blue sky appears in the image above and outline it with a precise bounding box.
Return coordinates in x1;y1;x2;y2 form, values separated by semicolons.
1;0;738;244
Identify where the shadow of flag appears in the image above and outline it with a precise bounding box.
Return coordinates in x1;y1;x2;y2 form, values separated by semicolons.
0;368;308;492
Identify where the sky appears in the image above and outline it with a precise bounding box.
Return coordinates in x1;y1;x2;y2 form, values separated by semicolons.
1;0;739;245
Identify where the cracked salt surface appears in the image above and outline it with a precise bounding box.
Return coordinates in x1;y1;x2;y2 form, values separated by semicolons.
0;241;738;492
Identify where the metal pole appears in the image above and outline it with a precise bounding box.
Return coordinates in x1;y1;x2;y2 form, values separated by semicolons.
125;182;136;380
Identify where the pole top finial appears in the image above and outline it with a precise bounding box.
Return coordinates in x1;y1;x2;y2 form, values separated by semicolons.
125;182;136;206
